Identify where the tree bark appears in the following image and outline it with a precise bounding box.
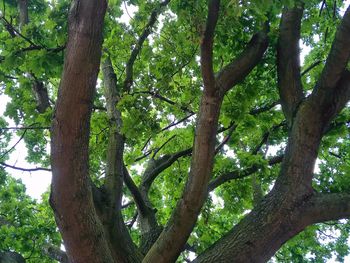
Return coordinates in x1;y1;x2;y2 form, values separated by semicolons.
17;0;28;28
277;5;304;127
50;1;113;263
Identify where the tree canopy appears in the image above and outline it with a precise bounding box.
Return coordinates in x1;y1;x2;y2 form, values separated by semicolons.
1;0;350;262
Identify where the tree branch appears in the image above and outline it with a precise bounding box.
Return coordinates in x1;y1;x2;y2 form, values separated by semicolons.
301;60;322;77
144;2;223;261
216;27;269;94
277;5;304;126
101;56;142;261
249;100;280;115
312;70;350;127
0;251;25;263
49;1;115;262
152;134;176;158
214;123;236;154
0;162;51;172
123;165;149;216
301;193;350;225
141;148;192;191
0;129;27;159
0;126;50;130
132;90;194;114
208;154;283;191
316;5;350;93
160;113;195;132
18;0;28;28
123;0;171;92
200;0;220;93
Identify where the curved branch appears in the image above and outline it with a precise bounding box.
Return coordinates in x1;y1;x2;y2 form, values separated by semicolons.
144;2;222;261
0;251;25;263
0;129;27;159
142;148;192;191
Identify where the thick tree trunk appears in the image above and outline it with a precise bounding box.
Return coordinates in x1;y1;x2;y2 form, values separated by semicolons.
50;1;113;262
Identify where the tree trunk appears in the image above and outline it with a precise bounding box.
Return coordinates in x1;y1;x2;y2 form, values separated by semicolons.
50;1;113;262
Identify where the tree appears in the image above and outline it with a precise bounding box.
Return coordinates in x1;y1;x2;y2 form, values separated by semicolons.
1;0;350;262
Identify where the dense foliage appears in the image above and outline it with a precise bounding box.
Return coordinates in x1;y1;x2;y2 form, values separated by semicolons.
1;0;350;262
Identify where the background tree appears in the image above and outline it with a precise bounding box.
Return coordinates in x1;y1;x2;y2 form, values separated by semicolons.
1;0;350;262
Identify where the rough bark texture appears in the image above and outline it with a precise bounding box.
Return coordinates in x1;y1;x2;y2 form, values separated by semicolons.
50;1;113;263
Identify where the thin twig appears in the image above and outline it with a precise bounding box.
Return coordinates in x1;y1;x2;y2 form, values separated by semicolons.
0;162;51;172
0;129;27;159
